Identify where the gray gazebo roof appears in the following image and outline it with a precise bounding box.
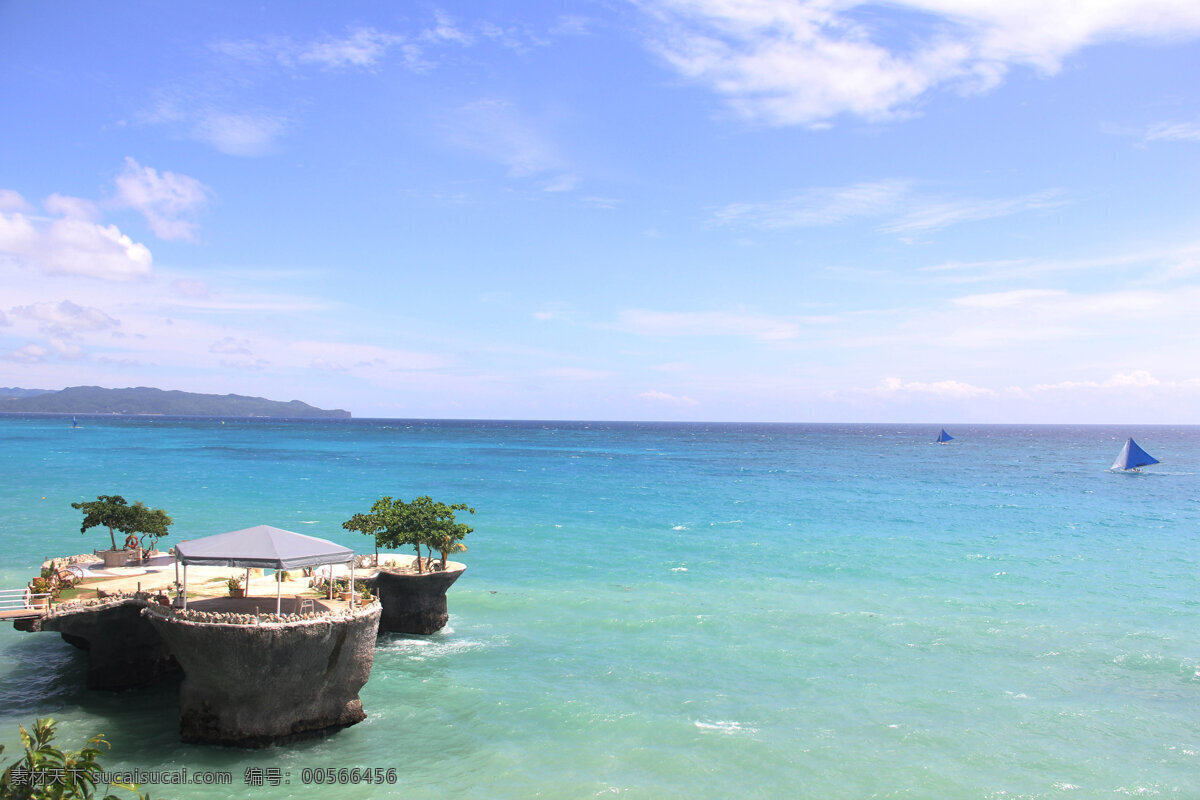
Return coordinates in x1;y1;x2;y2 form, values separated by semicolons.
174;525;355;570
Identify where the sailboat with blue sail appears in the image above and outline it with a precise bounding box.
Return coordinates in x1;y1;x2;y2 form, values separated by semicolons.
71;416;79;429
936;428;954;444
1110;438;1158;472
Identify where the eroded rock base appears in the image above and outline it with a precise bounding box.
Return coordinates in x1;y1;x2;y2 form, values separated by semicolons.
374;565;464;634
146;604;381;747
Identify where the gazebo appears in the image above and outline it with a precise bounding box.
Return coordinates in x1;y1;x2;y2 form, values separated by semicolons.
174;525;356;614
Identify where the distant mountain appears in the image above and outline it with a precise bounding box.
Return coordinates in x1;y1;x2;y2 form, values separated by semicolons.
0;387;54;399
0;386;351;418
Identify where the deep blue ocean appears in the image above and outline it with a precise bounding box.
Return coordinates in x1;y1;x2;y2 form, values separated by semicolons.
1;416;1198;798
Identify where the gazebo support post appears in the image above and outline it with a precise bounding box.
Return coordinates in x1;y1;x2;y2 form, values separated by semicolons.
349;560;355;608
182;563;188;610
275;570;282;614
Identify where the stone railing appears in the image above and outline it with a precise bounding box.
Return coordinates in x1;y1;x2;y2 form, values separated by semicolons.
44;591;157;617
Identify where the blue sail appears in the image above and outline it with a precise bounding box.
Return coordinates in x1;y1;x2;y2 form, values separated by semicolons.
72;416;78;428
936;428;954;443
1111;438;1158;470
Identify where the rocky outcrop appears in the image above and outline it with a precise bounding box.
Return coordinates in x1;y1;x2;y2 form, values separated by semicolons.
373;563;465;634
144;603;381;747
22;598;178;690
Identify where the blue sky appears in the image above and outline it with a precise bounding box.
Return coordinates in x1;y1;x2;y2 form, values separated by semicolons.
2;1;1199;422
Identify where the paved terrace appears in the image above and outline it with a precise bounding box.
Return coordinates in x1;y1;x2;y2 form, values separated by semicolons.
44;551;424;611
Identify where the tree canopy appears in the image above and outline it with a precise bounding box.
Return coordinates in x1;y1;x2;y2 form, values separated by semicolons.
342;495;474;573
71;495;173;552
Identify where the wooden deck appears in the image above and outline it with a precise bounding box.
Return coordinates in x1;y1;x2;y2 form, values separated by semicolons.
0;607;47;621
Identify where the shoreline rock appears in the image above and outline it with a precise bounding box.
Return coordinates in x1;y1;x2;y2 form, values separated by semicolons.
144;603;381;747
373;564;465;634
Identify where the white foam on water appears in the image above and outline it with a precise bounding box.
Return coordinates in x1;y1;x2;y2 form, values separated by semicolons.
670;567;688;572
694;719;758;736
671;525;687;530
380;635;486;661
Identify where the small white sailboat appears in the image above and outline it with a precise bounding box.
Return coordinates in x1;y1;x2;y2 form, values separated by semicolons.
1110;438;1158;472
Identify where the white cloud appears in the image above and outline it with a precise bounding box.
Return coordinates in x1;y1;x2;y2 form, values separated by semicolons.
0;202;152;281
641;0;1200;126
212;18;477;75
5;344;49;364
0;210;37;253
43;194;99;220
1032;370;1196;392
639;389;699;406
299;28;402;69
113;158;211;241
209;336;253;355
10;300;120;336
870;377;993;399
0;190;31;212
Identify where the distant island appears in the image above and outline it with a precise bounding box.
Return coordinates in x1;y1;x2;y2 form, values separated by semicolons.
0;386;351;418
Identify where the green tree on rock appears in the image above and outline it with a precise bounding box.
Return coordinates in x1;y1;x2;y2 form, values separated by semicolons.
71;495;172;554
71;495;131;551
343;495;475;573
126;502;172;554
342;511;386;566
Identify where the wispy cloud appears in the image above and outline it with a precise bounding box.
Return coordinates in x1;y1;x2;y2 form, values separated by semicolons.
1144;120;1200;143
639;388;699;406
715;181;1064;234
881;190;1066;234
640;0;1200;127
445;98;574;186
194;110;289;157
10;300;119;338
714;180;910;228
616;308;814;341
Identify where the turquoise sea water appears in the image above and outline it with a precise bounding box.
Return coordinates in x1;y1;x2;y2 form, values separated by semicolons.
0;416;1198;798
